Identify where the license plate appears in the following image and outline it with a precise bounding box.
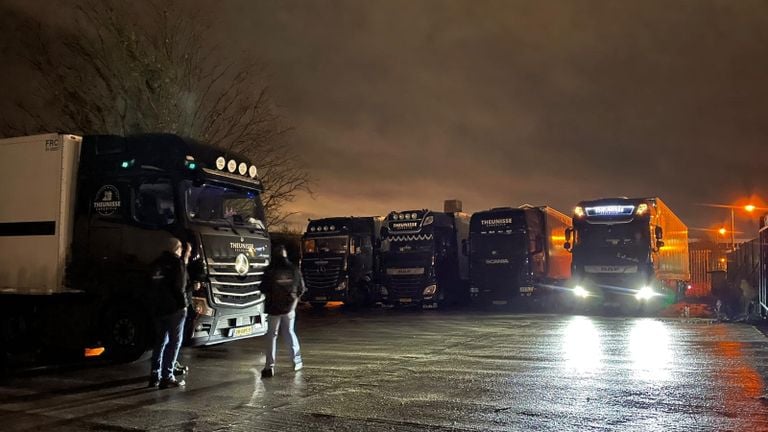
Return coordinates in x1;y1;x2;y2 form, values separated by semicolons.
492;300;508;305
315;296;327;301
520;286;535;293
399;298;412;303
232;325;253;337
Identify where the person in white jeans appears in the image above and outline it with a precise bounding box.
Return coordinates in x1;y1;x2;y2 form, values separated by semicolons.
261;245;306;378
265;310;302;371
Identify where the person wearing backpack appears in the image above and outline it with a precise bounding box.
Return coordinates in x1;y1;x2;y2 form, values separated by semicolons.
261;244;307;378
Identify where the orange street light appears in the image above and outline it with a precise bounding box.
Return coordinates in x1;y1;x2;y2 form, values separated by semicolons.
718;227;727;236
745;204;756;213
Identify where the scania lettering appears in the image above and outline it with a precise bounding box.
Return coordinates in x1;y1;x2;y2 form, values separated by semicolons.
380;201;470;308
0;133;270;365
300;217;384;307
565;197;690;310
469;205;571;306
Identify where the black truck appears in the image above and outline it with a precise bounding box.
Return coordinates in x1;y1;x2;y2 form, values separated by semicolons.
469;205;572;306
300;217;384;308
380;202;470;308
0;133;270;363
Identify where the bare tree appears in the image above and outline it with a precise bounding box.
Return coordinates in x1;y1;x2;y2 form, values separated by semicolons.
1;0;310;226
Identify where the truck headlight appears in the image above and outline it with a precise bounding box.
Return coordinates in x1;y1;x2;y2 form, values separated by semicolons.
192;297;215;317
423;284;437;296
574;285;589;298
635;286;656;301
335;280;347;291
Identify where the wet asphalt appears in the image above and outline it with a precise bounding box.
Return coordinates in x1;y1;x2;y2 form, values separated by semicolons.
2;307;768;431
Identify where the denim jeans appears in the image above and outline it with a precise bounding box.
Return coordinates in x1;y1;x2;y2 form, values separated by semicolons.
265;310;302;368
150;308;187;380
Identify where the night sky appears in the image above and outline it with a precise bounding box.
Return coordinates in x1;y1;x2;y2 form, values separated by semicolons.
5;0;768;238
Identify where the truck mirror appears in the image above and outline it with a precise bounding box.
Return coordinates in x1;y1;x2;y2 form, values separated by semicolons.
564;241;571;251
655;226;663;240
565;228;572;242
461;239;468;256
656;240;665;249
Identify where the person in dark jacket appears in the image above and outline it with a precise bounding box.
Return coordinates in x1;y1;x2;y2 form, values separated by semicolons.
149;238;191;389
261;245;307;378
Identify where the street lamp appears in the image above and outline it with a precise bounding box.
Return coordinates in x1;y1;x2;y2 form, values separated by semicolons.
729;204;756;251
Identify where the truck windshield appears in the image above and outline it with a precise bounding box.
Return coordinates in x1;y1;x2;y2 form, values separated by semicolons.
473;233;527;257
303;236;348;255
184;182;266;229
576;223;648;248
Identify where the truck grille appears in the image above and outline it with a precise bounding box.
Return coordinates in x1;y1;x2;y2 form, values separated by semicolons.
302;262;343;293
388;274;426;298
207;257;268;307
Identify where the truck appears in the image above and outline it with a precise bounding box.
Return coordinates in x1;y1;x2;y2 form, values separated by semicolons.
468;205;571;306
300;217;384;308
379;201;470;308
565;197;690;309
0;133;271;364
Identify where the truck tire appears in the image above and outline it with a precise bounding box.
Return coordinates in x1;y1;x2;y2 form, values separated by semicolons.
104;306;151;363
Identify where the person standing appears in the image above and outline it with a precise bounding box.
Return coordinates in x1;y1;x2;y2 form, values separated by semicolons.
261;245;307;378
149;238;191;389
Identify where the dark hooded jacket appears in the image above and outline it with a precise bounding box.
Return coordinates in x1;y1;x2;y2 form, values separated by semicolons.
262;253;306;315
150;251;189;317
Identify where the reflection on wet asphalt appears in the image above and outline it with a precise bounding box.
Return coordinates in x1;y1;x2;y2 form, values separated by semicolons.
2;310;768;431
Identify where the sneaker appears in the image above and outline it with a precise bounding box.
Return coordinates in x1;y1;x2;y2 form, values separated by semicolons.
159;377;185;389
148;376;160;388
173;361;189;376
294;362;303;372
261;367;275;378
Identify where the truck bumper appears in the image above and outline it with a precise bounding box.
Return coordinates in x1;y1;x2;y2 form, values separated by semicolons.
187;302;267;347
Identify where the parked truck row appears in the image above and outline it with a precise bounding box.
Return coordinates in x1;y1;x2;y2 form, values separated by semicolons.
301;198;691;311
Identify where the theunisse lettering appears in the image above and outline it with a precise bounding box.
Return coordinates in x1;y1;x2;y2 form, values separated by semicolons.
481;218;513;226
392;222;418;230
230;242;255;251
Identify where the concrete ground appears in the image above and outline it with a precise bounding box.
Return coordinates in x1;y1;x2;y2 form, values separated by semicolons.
2;308;768;431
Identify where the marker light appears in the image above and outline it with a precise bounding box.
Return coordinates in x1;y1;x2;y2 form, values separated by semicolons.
330;225;336;231
636;203;649;216
188;162;197;169
310;227;316;232
238;162;248;175
249;165;258;178
635;286;656;301
411;213;418;219
405;213;411;220
121;161;130;168
227;160;237;173
574;206;585;218
216;157;227;170
574;285;589;298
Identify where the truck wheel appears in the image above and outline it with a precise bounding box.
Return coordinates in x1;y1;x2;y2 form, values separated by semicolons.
104;307;151;363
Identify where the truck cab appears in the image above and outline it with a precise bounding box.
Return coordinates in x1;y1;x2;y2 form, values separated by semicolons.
0;133;271;362
300;217;383;307
565;197;689;309
380;208;469;308
469;206;571;306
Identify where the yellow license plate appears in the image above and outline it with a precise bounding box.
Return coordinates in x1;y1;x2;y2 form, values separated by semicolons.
492;300;508;305
315;296;327;301
233;326;253;337
399;298;412;303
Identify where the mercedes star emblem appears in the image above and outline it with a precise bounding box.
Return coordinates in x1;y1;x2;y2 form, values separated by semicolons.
234;253;250;276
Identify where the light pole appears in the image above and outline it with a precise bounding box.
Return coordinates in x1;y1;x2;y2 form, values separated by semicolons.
730;204;756;251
